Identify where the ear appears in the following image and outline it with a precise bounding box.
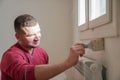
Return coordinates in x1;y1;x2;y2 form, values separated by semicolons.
15;33;19;40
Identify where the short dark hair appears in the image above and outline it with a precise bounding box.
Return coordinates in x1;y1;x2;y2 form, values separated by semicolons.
14;14;38;33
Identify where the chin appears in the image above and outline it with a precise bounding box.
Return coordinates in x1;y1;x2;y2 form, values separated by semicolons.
32;44;39;48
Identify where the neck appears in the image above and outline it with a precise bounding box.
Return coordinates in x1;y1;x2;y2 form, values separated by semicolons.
27;48;33;55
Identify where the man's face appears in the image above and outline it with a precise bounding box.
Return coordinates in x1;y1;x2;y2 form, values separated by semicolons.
16;23;41;49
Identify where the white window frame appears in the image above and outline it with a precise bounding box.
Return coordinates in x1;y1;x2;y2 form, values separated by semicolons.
78;0;112;31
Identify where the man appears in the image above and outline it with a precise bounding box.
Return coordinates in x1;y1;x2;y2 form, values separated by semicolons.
1;14;85;80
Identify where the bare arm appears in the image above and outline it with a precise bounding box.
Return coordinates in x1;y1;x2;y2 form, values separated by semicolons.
35;42;85;80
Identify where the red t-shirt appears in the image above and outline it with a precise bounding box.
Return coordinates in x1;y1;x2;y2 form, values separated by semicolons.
1;43;49;80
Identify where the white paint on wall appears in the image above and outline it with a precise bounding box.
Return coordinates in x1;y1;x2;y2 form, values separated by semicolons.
72;0;120;80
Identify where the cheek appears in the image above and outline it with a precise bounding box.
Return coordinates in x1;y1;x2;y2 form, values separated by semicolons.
18;35;34;45
25;37;34;43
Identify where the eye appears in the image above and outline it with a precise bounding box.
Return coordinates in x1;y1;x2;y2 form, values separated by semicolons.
25;34;34;37
25;31;41;37
37;31;41;35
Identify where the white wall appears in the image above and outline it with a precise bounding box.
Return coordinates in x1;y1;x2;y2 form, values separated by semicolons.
105;37;120;80
0;0;73;63
71;0;120;80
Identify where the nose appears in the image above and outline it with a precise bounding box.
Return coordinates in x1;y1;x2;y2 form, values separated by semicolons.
34;33;41;40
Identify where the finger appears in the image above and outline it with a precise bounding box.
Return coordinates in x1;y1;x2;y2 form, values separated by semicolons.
79;49;85;56
73;45;85;51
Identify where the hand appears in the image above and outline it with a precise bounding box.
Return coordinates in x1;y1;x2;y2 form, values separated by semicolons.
71;42;85;56
67;42;85;66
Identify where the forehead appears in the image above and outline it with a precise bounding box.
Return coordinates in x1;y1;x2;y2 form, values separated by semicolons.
22;23;41;34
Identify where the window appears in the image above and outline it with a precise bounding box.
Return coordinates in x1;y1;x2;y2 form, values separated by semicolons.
72;0;118;39
89;0;106;21
78;0;85;26
78;0;112;31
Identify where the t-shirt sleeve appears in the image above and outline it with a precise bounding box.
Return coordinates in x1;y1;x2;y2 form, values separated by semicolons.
24;65;35;80
1;52;36;80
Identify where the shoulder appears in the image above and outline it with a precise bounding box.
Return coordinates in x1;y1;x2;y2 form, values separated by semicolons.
1;44;25;65
2;44;25;58
1;44;25;71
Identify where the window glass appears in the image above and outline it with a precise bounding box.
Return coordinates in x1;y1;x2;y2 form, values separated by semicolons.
89;0;106;20
78;0;86;26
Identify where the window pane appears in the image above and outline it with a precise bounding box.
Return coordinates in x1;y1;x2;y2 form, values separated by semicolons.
89;0;106;21
78;0;86;26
